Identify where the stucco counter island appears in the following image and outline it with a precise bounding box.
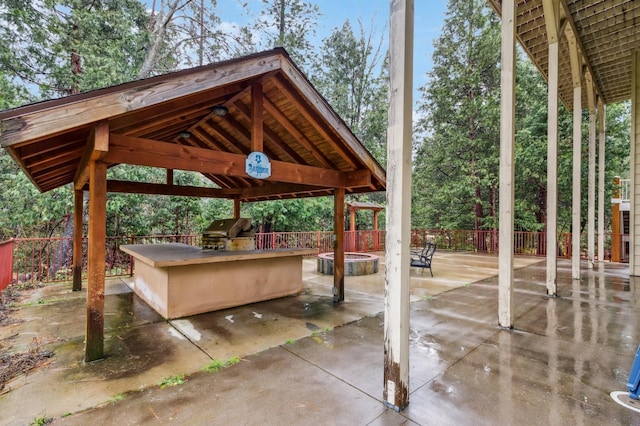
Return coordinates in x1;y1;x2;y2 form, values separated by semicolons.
120;243;316;319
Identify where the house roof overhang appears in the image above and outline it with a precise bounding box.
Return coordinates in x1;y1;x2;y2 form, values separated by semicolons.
0;48;386;202
488;0;640;110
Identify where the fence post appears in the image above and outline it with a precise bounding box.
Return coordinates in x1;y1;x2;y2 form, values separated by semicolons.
0;238;14;292
454;230;458;251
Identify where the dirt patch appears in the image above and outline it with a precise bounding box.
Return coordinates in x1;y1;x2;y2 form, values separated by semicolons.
0;281;45;326
0;338;54;393
0;283;55;393
0;285;22;326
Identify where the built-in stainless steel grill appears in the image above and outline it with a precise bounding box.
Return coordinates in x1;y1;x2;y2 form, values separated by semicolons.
202;218;256;251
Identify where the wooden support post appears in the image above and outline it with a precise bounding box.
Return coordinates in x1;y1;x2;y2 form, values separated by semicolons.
498;0;516;328
85;160;107;362
167;169;174;185
612;205;621;262
384;0;413;411
373;211;380;251
349;208;356;232
333;187;345;302
597;100;606;264
543;0;559;296
72;189;84;291
233;198;241;220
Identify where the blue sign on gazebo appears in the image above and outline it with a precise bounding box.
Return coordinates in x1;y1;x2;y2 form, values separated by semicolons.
246;152;271;179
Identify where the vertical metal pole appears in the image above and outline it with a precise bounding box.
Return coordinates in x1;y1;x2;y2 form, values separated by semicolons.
384;0;413;411
498;0;516;328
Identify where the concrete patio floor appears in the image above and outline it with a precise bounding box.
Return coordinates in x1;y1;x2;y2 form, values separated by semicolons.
1;251;639;425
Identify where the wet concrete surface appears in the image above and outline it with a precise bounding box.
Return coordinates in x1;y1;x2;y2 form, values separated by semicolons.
1;252;639;425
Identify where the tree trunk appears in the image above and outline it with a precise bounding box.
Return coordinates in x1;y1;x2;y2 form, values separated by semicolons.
537;186;547;256
52;214;74;278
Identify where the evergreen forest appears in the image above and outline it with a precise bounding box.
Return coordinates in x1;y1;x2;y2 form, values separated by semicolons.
0;0;630;241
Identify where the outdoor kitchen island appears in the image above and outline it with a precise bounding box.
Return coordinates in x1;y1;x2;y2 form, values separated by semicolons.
120;243;315;319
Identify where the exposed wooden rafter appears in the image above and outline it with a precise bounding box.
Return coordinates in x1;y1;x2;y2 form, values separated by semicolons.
0;48;386;201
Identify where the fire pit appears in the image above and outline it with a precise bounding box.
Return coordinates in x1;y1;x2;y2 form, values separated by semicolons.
317;252;379;276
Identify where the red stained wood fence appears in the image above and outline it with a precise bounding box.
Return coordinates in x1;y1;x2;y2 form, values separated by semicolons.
0;230;619;285
0;239;14;291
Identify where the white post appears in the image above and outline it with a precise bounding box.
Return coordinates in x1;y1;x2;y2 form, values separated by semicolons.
572;86;582;280
586;74;596;269
566;30;582;280
546;39;559;295
542;0;559;295
498;0;516;328
631;51;640;276
597;99;605;264
383;0;413;411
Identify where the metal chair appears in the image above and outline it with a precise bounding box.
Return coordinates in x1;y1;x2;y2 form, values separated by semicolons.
410;242;436;277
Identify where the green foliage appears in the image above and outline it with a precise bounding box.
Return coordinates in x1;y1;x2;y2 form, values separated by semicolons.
104;166;215;236
31;415;52;426
110;393;126;403
245;197;334;232
159;374;184;389
312;19;388;167
0;150;73;239
0;0;149;98
202;356;240;372
138;0;259;78
0;71;31;109
513;56;560;231
413;0;501;232
257;0;320;67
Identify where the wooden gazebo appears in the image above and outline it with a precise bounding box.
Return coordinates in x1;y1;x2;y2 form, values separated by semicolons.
0;48;386;361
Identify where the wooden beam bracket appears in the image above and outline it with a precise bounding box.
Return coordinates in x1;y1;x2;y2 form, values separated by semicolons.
74;121;109;190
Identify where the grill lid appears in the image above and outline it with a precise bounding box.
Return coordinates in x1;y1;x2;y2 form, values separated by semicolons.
203;218;254;238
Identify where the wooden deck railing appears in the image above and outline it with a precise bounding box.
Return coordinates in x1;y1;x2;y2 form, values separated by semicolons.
0;230;618;285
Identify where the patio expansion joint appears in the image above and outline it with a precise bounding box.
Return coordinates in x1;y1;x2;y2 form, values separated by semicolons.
166;320;214;361
279;342;387;406
410;288;554;395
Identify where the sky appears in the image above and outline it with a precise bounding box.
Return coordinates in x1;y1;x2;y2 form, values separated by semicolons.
213;0;449;103
312;0;447;98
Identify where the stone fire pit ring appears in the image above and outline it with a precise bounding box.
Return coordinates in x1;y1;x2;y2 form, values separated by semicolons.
317;252;379;276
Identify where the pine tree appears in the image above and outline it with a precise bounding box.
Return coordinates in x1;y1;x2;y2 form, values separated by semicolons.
256;0;320;68
413;0;501;242
0;0;149;98
312;18;387;165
